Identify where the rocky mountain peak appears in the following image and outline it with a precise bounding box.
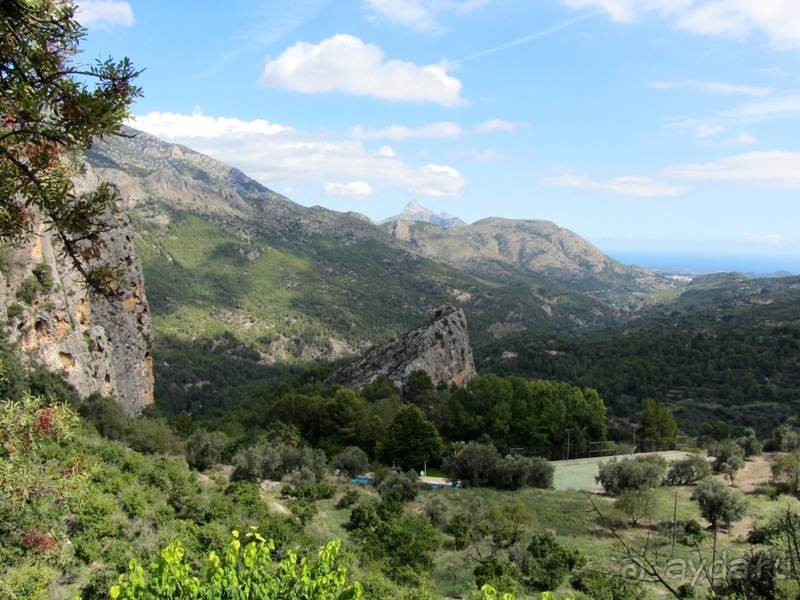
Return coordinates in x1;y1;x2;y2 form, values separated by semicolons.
327;305;476;393
386;200;467;228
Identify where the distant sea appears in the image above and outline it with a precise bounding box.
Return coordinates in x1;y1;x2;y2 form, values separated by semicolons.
607;251;798;277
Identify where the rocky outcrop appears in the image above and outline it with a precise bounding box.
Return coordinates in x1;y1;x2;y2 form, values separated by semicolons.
328;305;476;393
0;202;153;415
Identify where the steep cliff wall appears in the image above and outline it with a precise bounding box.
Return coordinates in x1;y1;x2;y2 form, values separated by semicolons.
328;305;476;392
0;204;153;415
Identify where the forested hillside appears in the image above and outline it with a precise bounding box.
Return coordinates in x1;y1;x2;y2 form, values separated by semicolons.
483;275;800;438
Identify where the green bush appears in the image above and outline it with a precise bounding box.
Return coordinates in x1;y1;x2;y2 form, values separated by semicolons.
124;417;184;455
521;533;585;592
571;571;644;599
330;446;369;479
664;454;711;486
443;443;553;490
376;470;419;502
77;393;130;441
6;303;23;319
335;489;360;509
16;275;43;304
596;456;666;495
185;427;227;470
442;442;501;487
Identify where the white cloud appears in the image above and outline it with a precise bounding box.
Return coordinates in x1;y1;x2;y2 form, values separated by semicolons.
723;132;758;145
561;0;800;47
695;124;725;138
130;111;463;198
131;110;291;138
722;94;800;121
474;119;519;133
542;173;688;196
664;151;800;187
649;80;775;96
75;1;134;27
352;119;517;140
702;81;774;96
354;122;463;140
470;149;503;161
744;232;785;244
416;164;464;196
366;0;491;31
259;34;464;106
325;181;375;197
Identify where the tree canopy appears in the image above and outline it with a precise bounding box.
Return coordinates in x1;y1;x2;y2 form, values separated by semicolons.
1;0;141;291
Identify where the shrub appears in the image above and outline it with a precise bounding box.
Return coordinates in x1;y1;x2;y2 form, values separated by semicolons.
6;303;23;319
492;455;553;490
664;454;711;486
16;275;42;304
473;556;524;597
329;446;369;479
422;495;449;528
449;514;471;550
77;393;130;441
185;428;227;471
124;417;184;455
571;571;644;599
691;477;749;529
377;470;419;502
613;488;657;526
596;456;666;495
522;533;586;591
708;439;745;483
335;489;360;509
443;442;501;487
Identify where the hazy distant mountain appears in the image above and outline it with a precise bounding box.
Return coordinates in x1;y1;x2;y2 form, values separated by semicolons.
384;199;467;228
384;216;674;309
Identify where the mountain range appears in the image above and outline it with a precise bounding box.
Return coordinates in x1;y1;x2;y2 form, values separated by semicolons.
84;131;672;340
77;127;687;408
5;125;800;428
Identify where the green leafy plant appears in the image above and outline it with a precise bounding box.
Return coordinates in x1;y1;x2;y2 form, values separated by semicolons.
109;528;362;599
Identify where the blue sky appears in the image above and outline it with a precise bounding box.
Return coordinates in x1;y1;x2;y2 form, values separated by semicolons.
76;1;800;267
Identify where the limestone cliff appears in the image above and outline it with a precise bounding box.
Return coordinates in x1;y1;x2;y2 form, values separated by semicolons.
328;305;476;393
0;196;153;415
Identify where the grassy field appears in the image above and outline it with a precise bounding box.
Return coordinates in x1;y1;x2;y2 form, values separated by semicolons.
264;454;800;599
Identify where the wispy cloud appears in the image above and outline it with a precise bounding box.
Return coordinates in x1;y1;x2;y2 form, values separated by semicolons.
664;151;800;188
351;119;518;140
561;0;800;48
75;1;134;28
259;34;464;106
365;0;491;32
650;80;775;96
130;111;464;198
545;150;800;197
455;11;600;63
722;94;800;121
542;173;688;197
744;232;785;244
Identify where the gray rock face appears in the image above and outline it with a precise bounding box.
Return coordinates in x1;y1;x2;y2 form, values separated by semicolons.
328;305;476;392
0;203;153;415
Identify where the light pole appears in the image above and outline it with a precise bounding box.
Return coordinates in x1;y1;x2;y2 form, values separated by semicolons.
565;428;573;462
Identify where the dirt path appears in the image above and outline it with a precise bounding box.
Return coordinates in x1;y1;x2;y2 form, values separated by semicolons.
727;452;774;539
